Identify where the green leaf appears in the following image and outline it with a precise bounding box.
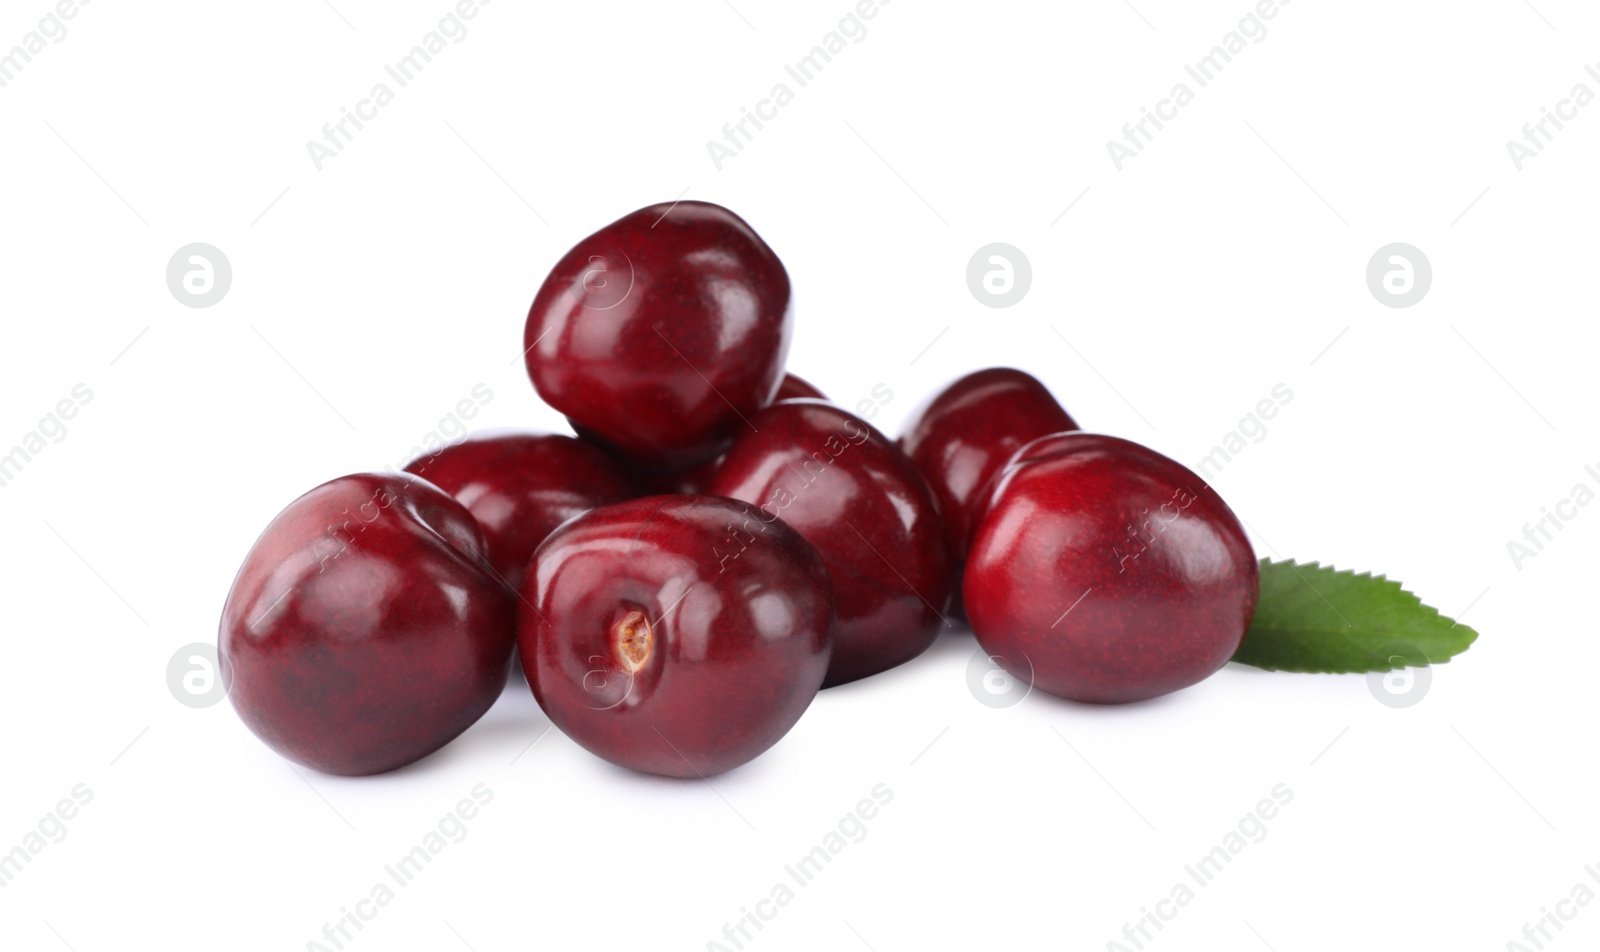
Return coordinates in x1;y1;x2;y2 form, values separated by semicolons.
1231;559;1478;673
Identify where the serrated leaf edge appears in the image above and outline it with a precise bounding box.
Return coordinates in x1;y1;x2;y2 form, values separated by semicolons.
1238;558;1479;672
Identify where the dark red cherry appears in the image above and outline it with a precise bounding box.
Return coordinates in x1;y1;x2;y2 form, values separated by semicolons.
899;367;1077;561
964;433;1258;704
520;495;832;777
707;400;952;687
403;430;637;587
219;473;516;775
524;201;793;470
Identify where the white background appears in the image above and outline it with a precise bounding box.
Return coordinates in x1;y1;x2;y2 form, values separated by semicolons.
1;0;1595;949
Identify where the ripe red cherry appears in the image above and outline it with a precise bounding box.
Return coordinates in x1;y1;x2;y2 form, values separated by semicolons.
403;430;637;587
707;400;952;687
964;433;1258;704
524;201;793;470
219;473;516;775
520;495;831;777
899;367;1077;561
775;373;826;402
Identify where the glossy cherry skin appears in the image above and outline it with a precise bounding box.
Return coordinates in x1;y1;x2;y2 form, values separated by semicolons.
964;433;1258;704
520;495;832;777
707;400;953;687
524;201;793;470
403;430;637;587
899;368;1078;562
219;473;516;775
775;373;826;402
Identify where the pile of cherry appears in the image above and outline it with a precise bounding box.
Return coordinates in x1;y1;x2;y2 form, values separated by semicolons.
219;202;1258;778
